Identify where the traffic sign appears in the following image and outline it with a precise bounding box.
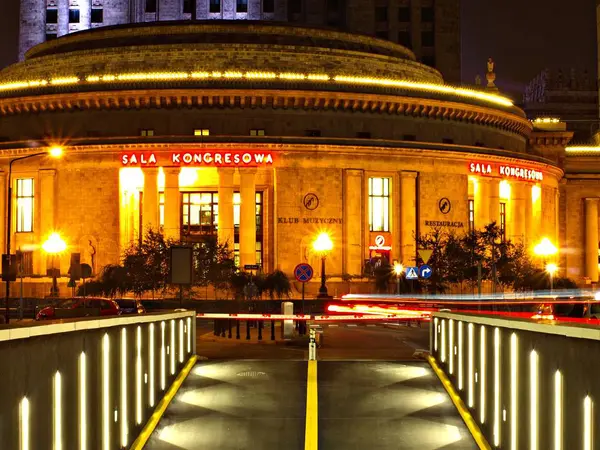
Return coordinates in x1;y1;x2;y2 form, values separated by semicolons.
419;264;433;279
294;263;314;283
244;264;260;270
418;249;433;264
405;267;419;280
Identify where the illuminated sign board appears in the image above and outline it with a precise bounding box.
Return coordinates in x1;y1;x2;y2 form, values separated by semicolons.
369;234;392;251
121;150;275;167
468;162;543;182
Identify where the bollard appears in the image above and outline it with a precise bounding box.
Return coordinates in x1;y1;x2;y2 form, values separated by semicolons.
246;320;251;340
258;321;263;340
308;329;317;360
221;319;226;337
213;319;219;336
271;320;276;340
236;321;241;339
228;319;232;339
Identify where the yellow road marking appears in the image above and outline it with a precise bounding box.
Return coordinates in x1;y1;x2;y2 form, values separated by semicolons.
130;355;198;450
304;360;318;450
427;355;491;450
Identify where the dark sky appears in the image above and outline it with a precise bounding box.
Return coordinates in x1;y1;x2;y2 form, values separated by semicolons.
0;0;596;99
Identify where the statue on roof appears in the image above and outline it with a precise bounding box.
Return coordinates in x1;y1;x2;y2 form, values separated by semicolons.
486;57;498;91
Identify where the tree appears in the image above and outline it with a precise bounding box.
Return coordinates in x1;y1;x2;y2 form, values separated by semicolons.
263;270;292;299
192;235;236;292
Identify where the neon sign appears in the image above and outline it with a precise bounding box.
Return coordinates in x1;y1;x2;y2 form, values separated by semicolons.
468;162;543;182
121;150;275;167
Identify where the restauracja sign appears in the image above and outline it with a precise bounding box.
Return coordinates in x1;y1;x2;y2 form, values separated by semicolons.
121;151;275;167
468;161;543;182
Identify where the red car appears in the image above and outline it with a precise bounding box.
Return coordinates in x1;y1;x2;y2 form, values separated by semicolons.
36;297;121;320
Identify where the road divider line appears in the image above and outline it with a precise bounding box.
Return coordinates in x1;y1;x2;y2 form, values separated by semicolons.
427;355;491;450
130;355;197;450
305;360;318;450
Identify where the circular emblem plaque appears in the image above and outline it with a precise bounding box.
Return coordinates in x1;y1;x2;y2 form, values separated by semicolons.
439;198;452;215
303;193;319;211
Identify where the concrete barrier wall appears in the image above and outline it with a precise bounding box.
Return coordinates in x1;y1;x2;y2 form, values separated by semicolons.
0;311;196;450
431;312;600;449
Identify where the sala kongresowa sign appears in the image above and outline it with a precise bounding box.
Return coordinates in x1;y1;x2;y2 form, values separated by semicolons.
121;150;275;166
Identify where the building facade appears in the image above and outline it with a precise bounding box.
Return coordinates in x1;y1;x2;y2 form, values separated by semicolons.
523;68;598;142
18;0;461;82
0;21;579;296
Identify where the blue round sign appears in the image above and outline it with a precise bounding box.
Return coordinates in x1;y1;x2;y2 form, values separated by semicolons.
294;263;314;283
419;264;433;279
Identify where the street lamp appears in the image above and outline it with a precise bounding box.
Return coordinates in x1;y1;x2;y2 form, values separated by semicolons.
4;147;64;322
546;263;558;293
393;262;404;295
313;232;333;299
42;233;67;297
534;238;558;260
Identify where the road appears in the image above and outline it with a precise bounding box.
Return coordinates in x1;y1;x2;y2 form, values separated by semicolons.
145;322;476;449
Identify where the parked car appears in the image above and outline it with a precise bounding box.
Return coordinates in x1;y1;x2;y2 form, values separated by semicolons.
116;299;146;315
36;297;121;320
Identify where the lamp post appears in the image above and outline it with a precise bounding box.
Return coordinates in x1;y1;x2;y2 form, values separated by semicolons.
42;233;67;297
546;263;558;293
393;262;404;295
4;147;63;323
313;232;333;299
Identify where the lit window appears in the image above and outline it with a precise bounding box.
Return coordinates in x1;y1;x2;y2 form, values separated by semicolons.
468;199;475;233
237;0;248;12
499;202;506;241
46;9;58;24
263;0;275;13
368;177;390;232
182;193;218;235
159;192;164;228
16;179;34;233
209;0;220;12
91;8;103;22
194;129;210;136
232;192;264;264
250;129;265;136
141;129;154;137
69;9;80;23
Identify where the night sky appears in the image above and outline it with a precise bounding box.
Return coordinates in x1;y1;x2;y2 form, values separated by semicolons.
0;0;596;99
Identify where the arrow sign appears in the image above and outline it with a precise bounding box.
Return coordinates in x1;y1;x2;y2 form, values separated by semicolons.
419;264;433;279
418;249;433;264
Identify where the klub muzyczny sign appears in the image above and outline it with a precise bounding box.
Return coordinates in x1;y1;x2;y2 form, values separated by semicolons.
468;161;543;182
121;150;275;167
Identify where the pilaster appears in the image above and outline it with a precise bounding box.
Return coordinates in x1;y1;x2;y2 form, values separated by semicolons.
239;168;257;268
142;167;159;232
217;168;235;250
400;171;417;266
585;198;599;282
343;169;363;276
163;167;181;241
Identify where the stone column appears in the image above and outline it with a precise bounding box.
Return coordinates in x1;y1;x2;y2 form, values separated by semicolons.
80;0;92;29
489;179;500;228
163;168;181;241
475;178;491;229
223;0;235;18
0;172;5;259
400;171;417;266
57;0;69;36
217;168;235;249
343;169;363;276
239;169;257;268
142;167;159;232
39;170;56;274
585;198;599;282
510;183;526;244
18;0;46;60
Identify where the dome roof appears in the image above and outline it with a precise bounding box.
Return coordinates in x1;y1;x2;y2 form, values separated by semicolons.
0;21;443;89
